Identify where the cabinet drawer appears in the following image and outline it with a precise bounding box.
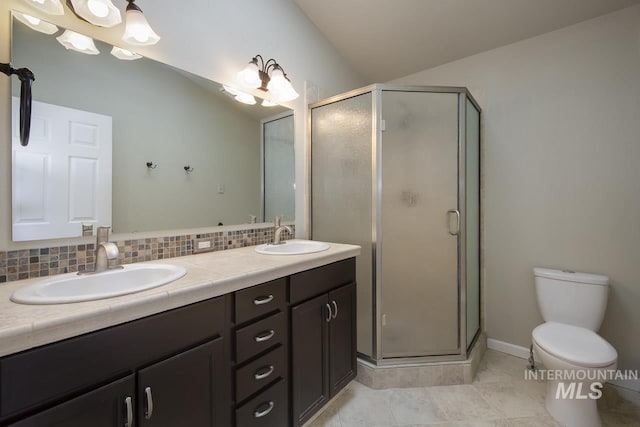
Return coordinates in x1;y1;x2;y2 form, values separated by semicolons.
236;311;286;363
236;380;288;427
290;258;355;304
236;345;286;402
235;278;286;324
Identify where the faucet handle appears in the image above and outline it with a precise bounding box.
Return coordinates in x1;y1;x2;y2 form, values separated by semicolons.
96;226;111;244
274;216;281;227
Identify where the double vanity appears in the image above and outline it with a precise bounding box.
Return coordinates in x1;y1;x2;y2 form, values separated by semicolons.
0;241;360;427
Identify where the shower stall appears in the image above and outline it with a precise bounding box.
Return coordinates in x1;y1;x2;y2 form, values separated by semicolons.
310;85;481;365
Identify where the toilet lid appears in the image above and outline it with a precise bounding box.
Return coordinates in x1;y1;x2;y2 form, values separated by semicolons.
532;322;617;367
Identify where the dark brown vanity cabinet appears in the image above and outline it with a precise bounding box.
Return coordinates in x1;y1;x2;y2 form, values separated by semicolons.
0;257;357;427
290;259;357;427
0;296;229;427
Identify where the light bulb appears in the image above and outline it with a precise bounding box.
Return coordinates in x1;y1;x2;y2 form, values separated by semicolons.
26;0;64;15
122;8;160;46
266;67;288;93
235;92;257;105
236;60;261;89
111;46;142;60
14;12;59;34
87;0;109;17
56;30;100;55
24;14;41;25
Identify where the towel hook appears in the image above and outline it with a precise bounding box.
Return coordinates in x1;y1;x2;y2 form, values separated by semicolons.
184;165;194;173
146;161;157;169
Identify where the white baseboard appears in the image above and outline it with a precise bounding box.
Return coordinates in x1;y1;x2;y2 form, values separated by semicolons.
487;338;530;359
609;379;640;393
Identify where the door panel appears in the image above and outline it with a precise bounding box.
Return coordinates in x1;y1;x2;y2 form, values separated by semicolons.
137;339;223;427
328;283;357;395
291;294;329;426
381;91;460;357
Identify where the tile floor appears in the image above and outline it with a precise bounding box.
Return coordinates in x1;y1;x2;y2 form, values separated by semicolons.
306;350;640;427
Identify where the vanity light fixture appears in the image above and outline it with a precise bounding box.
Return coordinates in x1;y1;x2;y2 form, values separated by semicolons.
23;0;64;15
111;46;142;60
14;12;59;34
122;0;160;46
236;55;299;102
67;0;122;28
56;30;100;55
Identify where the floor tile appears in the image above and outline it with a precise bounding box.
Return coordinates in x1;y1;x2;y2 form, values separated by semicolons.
379;387;448;425
427;384;501;421
307;350;640;427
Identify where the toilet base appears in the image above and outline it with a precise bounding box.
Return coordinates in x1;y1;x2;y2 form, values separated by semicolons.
545;380;602;427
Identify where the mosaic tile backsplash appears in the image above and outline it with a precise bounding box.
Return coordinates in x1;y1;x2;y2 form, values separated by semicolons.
0;226;294;283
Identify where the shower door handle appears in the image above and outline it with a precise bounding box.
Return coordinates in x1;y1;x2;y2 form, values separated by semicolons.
447;209;460;236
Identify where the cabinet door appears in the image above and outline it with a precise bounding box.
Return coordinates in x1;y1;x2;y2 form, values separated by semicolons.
137;338;226;427
9;375;134;427
291;294;330;427
328;282;357;396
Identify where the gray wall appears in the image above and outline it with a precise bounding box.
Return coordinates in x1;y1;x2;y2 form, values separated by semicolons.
392;5;640;375
13;23;261;232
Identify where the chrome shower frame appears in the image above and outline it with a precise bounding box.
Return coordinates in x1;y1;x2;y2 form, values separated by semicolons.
309;84;482;365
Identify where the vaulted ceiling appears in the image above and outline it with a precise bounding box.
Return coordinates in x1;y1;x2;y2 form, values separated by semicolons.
294;0;640;82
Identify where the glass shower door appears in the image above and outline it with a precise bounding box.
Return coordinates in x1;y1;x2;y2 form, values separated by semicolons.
311;93;375;358
380;91;460;357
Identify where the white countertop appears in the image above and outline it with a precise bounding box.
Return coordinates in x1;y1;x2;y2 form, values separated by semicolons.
0;241;360;357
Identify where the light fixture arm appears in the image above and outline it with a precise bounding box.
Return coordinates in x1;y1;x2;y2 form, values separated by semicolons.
1;63;35;146
250;54;288;91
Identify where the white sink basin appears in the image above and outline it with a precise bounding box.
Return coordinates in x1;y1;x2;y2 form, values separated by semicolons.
255;239;330;255
11;263;187;305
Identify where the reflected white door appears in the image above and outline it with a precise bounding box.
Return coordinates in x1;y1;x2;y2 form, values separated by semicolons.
12;98;112;241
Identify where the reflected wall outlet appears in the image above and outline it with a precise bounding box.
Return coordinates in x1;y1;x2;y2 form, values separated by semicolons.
193;237;215;254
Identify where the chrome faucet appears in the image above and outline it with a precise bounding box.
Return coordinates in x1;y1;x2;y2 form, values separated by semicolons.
94;226;120;273
272;216;293;245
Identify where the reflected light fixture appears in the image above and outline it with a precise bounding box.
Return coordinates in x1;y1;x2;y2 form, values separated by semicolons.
23;0;64;15
261;99;277;107
122;0;160;46
68;0;122;27
222;85;258;106
236;55;299;102
110;46;142;60
14;12;59;34
56;30;100;55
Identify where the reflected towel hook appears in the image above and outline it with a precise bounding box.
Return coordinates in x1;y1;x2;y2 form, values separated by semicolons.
146;161;157;169
1;63;35;146
184;165;194;173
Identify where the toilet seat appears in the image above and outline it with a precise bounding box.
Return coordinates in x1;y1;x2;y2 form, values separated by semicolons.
532;322;617;368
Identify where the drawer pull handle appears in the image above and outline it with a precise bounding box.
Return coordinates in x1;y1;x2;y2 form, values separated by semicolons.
144;386;154;420
124;396;133;427
254;365;275;380
332;300;338;319
325;303;332;322
254;401;275;418
254;294;274;305
255;329;275;342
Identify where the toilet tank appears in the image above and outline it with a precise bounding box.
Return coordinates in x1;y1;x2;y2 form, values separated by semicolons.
533;268;609;331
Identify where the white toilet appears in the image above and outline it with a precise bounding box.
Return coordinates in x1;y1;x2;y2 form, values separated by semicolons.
532;267;617;427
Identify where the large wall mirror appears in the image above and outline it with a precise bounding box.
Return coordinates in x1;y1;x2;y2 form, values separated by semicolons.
10;12;295;242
